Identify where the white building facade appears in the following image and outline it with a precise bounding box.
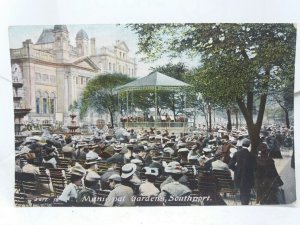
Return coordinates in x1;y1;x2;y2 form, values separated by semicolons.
10;25;137;126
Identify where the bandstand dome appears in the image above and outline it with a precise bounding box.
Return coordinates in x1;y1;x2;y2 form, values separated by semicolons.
115;71;190;92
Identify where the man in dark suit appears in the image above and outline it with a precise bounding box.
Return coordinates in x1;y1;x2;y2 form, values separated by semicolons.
229;138;256;205
106;144;125;164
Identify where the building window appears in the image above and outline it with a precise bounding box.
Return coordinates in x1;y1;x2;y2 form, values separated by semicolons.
36;73;41;82
36;97;40;113
50;75;56;83
81;77;83;85
109;62;111;71
49;99;55;113
128;68;130;75
43;98;47;114
123;53;125;59
76;77;79;85
113;64;115;72
42;74;49;82
119;52;121;58
132;69;134;76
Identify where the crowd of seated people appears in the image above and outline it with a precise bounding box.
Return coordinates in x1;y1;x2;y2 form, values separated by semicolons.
15;122;292;206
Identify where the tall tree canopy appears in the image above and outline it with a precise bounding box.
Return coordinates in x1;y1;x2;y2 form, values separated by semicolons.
129;23;296;154
80;73;134;127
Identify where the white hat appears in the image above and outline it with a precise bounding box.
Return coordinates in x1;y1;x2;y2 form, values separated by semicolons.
178;147;189;153
108;174;121;182
19;146;31;154
30;136;43;141
130;158;143;165
143;167;159;176
177;142;186;148
129;139;137;144
85;151;101;165
203;147;212;153
121;163;137;179
85;171;101;182
163;147;174;155
70;163;86;176
164;161;188;174
76;142;87;148
62;145;74;153
113;144;123;152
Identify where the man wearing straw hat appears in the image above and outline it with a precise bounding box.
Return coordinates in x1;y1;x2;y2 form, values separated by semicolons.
158;161;191;205
104;174;135;207
107;144;125;164
85;151;102;190
58;163;86;204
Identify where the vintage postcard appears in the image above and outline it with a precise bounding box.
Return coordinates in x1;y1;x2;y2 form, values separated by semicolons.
10;23;296;207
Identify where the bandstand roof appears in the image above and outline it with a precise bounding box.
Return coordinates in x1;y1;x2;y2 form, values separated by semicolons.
115;71;190;92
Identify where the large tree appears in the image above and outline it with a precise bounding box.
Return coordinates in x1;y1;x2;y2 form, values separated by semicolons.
80;73;134;128
129;23;296;154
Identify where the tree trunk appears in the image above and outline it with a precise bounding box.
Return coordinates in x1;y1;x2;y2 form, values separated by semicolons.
237;92;267;156
173;110;176;123
284;109;290;129
226;109;232;131
276;98;290;129
109;109;114;128
208;105;212;132
235;110;239;129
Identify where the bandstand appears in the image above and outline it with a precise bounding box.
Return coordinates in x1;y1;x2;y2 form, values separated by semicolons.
114;71;192;133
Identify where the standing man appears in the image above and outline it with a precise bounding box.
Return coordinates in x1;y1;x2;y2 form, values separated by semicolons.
229;138;256;205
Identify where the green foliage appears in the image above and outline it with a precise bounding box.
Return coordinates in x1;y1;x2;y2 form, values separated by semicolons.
69;100;80;112
129;23;296;112
129;23;296;153
79;73;135;123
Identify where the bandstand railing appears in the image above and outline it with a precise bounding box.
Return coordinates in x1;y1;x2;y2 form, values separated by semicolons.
119;121;194;132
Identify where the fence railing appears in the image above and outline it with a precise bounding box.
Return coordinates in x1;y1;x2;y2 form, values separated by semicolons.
119;121;194;129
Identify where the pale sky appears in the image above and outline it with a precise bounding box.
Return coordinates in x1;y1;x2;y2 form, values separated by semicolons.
9;24;201;77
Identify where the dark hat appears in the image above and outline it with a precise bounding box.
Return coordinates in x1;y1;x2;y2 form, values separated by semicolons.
133;145;145;153
126;144;134;151
222;135;229;140
242;138;251;147
151;151;162;160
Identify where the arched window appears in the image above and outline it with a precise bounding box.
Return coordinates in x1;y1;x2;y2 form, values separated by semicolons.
43;92;49;114
49;92;56;114
35;91;41;114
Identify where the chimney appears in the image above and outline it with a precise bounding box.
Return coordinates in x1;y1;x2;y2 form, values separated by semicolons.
23;39;33;47
90;38;96;55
